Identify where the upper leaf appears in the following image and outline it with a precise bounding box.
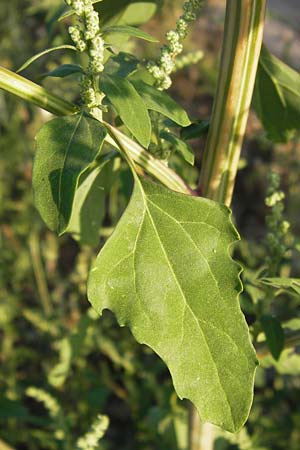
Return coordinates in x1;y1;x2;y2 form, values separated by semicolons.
95;0;157;27
102;75;151;147
88;177;257;432
103;25;158;42
253;46;300;143
33;114;106;234
131;79;191;127
41;64;84;79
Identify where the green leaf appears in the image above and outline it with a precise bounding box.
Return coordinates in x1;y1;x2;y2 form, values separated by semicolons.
88;177;257;432
33;114;106;234
131;80;191;127
103;25;158;42
253;46;300;143
160;131;195;165
180;120;210;140
104;52;139;78
66;158;115;246
102;75;151;147
41;64;84;79
16;45;77;73
260;315;285;360
95;0;157;27
259;277;300;296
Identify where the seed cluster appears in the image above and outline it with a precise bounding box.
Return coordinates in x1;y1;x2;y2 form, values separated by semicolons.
265;172;290;274
65;0;105;109
147;0;204;90
76;415;109;450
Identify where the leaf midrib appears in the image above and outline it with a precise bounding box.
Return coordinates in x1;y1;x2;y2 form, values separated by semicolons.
139;187;235;427
58;114;82;228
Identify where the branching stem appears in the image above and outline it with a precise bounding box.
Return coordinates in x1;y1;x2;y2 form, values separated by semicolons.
0;66;193;195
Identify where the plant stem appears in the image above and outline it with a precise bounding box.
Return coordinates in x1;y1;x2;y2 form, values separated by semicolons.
0;65;193;196
199;0;266;207
190;1;266;449
29;231;53;317
0;439;16;450
0;66;78;116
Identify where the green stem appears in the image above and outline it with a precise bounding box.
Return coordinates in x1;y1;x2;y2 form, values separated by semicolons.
199;0;266;206
0;439;16;450
190;2;266;449
0;66;77;116
29;231;53;317
0;66;193;196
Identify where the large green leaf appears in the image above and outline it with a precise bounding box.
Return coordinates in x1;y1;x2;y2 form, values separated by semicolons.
131;80;191;127
33;114;106;234
88;177;257;432
253;46;300;143
102;75;151;147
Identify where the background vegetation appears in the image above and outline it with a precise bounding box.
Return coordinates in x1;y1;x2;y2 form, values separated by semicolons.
1;1;300;449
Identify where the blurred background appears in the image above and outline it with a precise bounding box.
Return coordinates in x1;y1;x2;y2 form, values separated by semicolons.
1;1;300;449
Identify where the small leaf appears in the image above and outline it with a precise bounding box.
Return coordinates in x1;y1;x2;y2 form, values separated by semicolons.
102;75;151;147
180;120;210;140
131;79;191;127
260;315;285;360
103;25;158;42
33;114;106;234
66;158;115;246
253;46;300;143
41;64;84;79
160;130;194;165
259;277;300;296
17;45;77;73
88;176;257;432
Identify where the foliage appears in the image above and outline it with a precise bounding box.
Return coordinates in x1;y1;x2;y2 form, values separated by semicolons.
1;1;300;449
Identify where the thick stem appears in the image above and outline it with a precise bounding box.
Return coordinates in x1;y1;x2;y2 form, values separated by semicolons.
0;66;193;196
199;0;266;206
190;2;266;449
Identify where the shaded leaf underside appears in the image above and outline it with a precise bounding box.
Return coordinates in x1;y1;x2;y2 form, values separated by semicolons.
88;178;257;432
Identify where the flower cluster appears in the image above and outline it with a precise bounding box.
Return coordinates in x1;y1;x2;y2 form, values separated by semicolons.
265;172;290;274
173;49;204;71
76;415;109;450
147;0;204;90
65;0;105;109
26;387;60;418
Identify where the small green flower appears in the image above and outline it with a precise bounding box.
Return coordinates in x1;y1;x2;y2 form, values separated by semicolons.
146;0;204;90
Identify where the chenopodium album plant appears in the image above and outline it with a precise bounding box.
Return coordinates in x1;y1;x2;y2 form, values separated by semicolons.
3;0;300;436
